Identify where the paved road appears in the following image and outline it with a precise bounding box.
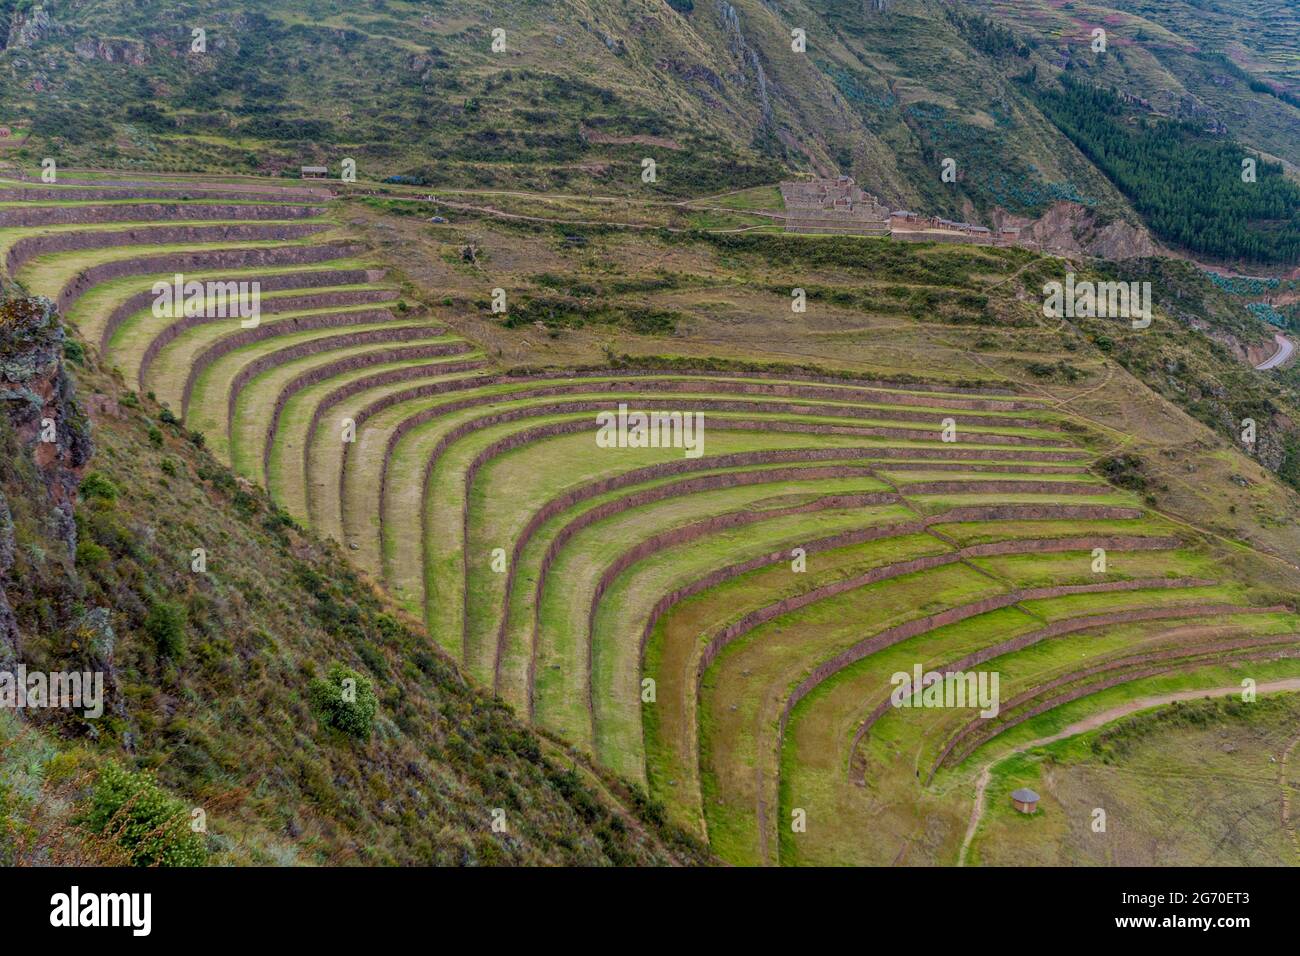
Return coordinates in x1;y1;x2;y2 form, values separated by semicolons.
1256;332;1294;371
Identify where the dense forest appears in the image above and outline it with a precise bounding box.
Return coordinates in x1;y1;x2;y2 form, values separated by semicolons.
1033;75;1300;266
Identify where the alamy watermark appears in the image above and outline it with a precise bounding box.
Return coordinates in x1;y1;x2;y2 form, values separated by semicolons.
1;665;103;718
595;403;705;458
890;664;1000;718
1043;273;1151;329
152;274;261;328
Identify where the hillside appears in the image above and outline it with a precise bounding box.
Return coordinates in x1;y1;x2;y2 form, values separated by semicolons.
3;1;1297;264
2;168;1299;868
0;289;711;866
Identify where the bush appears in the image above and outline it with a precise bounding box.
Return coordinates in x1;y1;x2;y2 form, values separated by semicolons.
78;762;206;867
158;407;179;425
1096;453;1147;491
308;663;378;739
145;601;187;660
75;540;109;567
79;472;119;503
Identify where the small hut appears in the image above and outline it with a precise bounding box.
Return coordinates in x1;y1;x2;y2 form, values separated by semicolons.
300;166;328;180
1011;788;1040;814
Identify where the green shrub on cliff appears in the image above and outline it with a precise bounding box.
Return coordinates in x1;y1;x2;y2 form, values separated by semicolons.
78;762;206;867
309;663;378;739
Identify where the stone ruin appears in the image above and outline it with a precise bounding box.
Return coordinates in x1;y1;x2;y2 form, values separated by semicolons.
780;176;890;236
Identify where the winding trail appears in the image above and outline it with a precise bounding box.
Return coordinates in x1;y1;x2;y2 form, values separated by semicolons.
957;677;1300;866
1281;730;1300;862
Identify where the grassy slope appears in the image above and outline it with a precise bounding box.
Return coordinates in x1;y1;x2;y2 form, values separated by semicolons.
0;324;711;866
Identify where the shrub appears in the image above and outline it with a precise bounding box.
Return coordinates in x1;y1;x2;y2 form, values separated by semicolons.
78;762;206;867
75;540;109;567
309;663;377;739
158;407;179;425
1096;453;1147;491
147;426;163;447
145;601;187;660
63;340;85;366
79;472;119;503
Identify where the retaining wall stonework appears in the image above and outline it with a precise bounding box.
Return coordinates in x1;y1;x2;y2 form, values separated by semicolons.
262;356;487;483
176;312;434;417
130;295;401;390
635;509;1153;675
55;243;365;314
370;405;1085;565
776;577;1216;748
390;412;1088;630
0;185;331;202
370;397;1080;560
276;360;488;485
0;203;324;228
99;268;381;354
931;639;1300;778
329;367;1071;512
847;596;1258;757
759;576;1223;855
6;222;329;276
227;338;469;436
931;628;1299;773
507;464;890;693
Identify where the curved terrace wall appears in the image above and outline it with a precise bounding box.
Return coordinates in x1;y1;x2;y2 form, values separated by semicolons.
227;338;470;438
846;592;1253;759
0;203;325;228
931;630;1300;773
7;222;330;276
932;641;1300;776
55;243;365;314
98;268;384;354
175;311;431;417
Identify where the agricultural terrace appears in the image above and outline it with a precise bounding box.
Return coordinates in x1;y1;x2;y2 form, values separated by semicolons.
10;172;1300;866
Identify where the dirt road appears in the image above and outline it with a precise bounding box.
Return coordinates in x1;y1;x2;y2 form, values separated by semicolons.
957;677;1300;865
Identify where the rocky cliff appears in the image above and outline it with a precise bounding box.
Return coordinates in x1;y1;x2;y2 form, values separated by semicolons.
0;293;92;664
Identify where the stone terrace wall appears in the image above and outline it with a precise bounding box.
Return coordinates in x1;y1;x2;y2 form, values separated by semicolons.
54;244;366;314
0;203;325;227
98;268;381;354
6;222;329;276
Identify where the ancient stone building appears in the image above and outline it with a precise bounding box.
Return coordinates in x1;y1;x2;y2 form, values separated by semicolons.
780;177;890;236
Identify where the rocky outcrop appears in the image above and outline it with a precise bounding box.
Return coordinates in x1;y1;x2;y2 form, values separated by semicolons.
0;295;93;661
73;37;149;65
5;5;56;49
0;296;93;547
1001;202;1158;260
0;489;18;664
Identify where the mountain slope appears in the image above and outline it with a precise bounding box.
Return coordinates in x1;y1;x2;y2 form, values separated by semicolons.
3;1;1293;227
0;291;711;866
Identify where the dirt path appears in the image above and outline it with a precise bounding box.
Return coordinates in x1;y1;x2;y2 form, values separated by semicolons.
1281;730;1300;862
957;677;1300;866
